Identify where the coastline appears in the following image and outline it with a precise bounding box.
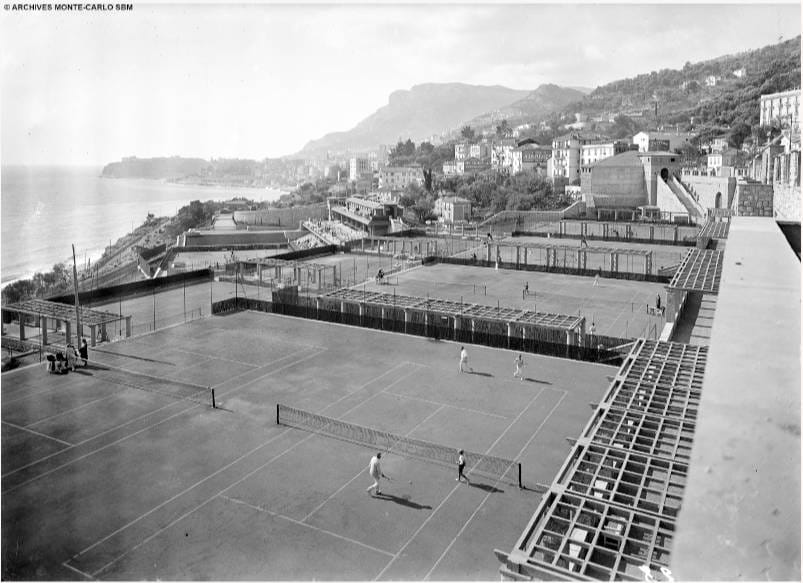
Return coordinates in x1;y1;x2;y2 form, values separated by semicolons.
1;170;290;290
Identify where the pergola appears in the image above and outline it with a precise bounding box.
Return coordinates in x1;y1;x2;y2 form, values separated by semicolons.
697;219;730;241
319;288;585;349
238;257;338;290
487;240;654;276
666;249;724;294
497;339;709;581
2;299;131;347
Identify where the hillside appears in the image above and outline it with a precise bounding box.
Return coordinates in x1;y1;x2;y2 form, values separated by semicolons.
463;83;586;129
568;36;801;132
101;156;209;179
296;83;530;156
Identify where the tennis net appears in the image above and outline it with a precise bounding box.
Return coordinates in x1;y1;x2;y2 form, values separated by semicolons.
277;403;522;488
96;364;214;407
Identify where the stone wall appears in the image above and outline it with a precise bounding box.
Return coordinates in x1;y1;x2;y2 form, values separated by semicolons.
735;182;774;217
773;184;801;221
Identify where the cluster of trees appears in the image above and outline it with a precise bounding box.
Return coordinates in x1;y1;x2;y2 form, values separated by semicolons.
2;264;73;305
397;170;571;224
388;139;454;170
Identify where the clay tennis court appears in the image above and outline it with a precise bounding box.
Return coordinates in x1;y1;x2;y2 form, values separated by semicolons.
2;310;613;580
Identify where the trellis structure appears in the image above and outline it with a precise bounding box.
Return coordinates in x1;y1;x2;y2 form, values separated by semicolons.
486;240;654;278
2;298;130;347
237;257;339;291
696;219;730;249
496;339;708;581
663;249;724;325
317;288;585;347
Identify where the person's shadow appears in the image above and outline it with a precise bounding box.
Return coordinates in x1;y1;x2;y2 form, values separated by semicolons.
466;370;493;378
468;481;504;494
375;492;432;510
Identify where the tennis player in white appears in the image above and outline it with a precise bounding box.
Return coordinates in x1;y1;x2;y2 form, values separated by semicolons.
366;452;388;496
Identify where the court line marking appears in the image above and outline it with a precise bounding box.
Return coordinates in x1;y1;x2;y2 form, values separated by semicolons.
2;383;69;406
3;349;326;486
61;560;94;580
422;391;568;580
2;405;195;495
374;386;548;580
72;362;420;577
25;392;124;428
382;391;509;420
301;403;445;524
220;495;394;558
2;401;185;479
170;346;265;368
2;420;73;447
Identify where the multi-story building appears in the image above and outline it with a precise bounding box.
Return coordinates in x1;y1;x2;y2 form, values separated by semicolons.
759;89;801;128
378;164;425;190
463;157;491;175
491;138;518;171
580;141;630;169
469;142;491;160
632;131;697;153
434;196;472;223
349;157;372;181
550;133;599;182
511;144;552;174
707;149;740;176
454;143;470;161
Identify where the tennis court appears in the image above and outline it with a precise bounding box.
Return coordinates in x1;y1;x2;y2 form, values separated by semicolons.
2;310;612;580
361;262;667;339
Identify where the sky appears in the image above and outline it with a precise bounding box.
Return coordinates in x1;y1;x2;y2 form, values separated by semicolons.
1;2;800;165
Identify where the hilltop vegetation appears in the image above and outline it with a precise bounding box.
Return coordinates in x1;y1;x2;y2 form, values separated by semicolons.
569;36;801;132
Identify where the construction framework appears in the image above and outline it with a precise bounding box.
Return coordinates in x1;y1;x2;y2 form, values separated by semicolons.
2;298;130;347
495;339;708;581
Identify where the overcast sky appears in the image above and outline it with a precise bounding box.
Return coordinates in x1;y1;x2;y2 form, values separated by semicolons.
1;2;800;165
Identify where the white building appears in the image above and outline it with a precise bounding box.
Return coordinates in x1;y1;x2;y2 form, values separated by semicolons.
759;89;801;128
349;157;372;181
434;196;472;223
378;165;425;190
632;131;696;153
580;141;630;168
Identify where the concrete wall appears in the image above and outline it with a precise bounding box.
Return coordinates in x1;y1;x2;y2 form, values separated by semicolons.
681;176;737;210
735;182;774;217
580;164;646;206
656;179;690;215
234;204;328;227
773;184;801;221
182;230;304;247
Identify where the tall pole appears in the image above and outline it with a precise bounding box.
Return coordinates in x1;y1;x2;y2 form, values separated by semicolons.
71;244;81;341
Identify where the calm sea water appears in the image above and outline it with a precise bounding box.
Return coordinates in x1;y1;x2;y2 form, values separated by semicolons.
1;166;285;286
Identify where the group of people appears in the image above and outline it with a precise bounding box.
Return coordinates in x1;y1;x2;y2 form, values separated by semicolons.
46;338;88;374
460;346;527;382
366;448;470;497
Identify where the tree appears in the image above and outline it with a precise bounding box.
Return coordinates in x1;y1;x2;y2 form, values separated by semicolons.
495;119;511;138
460;125;475;140
728;122;751;149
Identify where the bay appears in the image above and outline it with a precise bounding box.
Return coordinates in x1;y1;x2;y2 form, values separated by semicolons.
1;165;286;286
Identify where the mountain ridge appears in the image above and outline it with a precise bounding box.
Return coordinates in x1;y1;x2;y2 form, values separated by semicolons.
295;83;581;156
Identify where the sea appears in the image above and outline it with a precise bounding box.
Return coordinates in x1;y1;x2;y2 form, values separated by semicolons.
1;165;287;286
